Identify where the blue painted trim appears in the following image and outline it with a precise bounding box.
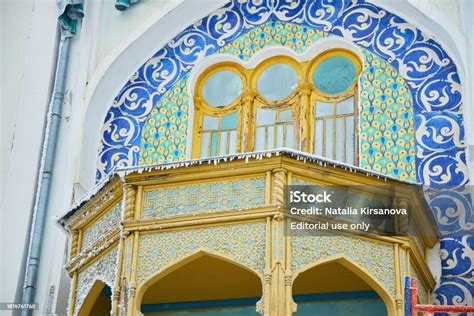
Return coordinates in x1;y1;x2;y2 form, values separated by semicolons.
141;291;380;312
404;276;411;316
141;297;259;312
101;284;112;297
294;290;379;303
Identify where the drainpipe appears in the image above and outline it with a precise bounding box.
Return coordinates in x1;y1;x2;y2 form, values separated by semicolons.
20;2;83;314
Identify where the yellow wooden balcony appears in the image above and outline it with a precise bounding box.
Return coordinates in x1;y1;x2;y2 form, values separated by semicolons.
58;150;439;316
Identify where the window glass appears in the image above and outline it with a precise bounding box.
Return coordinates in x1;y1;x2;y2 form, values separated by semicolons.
203;116;219;131
314;120;323;156
201;133;210;158
255;107;294;151
229;130;238;154
325;119;333;159
313;56;356;95
255;127;266;151
210;132;219;156
201;113;238;157
314;97;356;163
336;117;344;161
196;54;359;165
219;131;228;155
221;112;238;130
286;124;294;148
316;102;333;117
337;96;355;115
346;116;355;165
267;126;275;149
278;109;292;122
202;70;242;107
257;108;275;125
276;125;284;148
257;63;297;101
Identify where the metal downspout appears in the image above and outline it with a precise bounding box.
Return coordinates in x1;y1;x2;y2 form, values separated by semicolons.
20;36;71;315
18;1;84;313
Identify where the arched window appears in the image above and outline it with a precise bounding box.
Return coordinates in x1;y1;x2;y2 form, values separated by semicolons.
310;51;360;165
194;66;244;158
252;57;301;151
193;50;361;165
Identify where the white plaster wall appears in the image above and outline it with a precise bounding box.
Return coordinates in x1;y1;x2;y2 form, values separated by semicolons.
94;0;183;70
0;0;58;309
31;1;226;314
1;0;472;314
458;0;474;182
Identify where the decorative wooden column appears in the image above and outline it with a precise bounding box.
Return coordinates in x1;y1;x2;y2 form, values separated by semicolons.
67;272;78;316
270;168;288;315
112;236;126;315
70;230;79;257
394;243;404;316
66;230;80;316
111;183;138;316
123;184;137;221
272;168;286;206
259;216;272;316
284;171;296;315
128;231;140;316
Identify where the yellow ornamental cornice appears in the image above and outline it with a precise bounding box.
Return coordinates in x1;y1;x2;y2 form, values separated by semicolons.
65;232;121;275
60;176;123;231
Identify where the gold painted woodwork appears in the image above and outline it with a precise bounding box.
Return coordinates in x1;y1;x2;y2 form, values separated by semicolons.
61;154;439;316
124;184;137;221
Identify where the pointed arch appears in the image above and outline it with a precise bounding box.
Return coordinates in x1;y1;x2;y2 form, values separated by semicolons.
293;254;396;316
134;249;263;314
77;279;112;316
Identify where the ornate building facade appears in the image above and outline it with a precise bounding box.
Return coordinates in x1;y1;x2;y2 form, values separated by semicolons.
1;0;472;315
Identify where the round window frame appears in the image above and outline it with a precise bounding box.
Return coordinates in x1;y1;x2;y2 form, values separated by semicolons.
250;56;302;105
308;49;362;100
197;63;247;112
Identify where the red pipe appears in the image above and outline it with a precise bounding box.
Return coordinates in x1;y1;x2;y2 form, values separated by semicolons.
410;279;418;316
411;278;474;314
416;304;474;312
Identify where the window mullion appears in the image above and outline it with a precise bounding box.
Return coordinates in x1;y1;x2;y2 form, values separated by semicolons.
308;89;316;154
241;90;256;152
298;83;312;152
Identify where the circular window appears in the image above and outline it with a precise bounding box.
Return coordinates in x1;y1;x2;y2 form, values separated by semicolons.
257;63;298;101
313;56;357;95
202;70;243;107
